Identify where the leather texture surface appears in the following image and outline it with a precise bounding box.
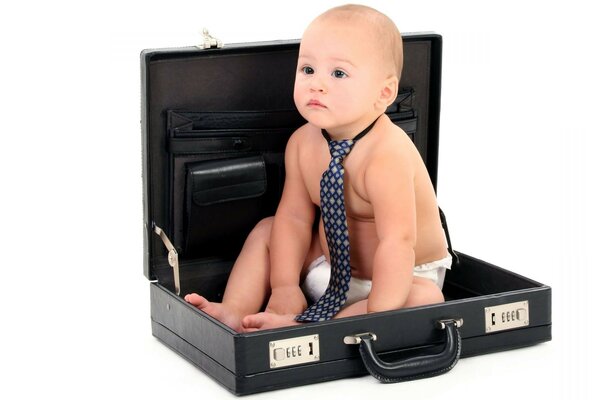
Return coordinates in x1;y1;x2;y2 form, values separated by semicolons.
358;322;461;383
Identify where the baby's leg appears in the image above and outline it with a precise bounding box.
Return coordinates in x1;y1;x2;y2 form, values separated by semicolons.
185;217;274;332
240;225;324;332
334;277;444;319
402;276;445;308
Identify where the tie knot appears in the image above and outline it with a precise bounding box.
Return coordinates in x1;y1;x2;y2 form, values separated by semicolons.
328;139;355;162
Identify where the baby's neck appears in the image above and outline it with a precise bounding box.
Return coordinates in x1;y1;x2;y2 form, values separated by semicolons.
325;113;384;141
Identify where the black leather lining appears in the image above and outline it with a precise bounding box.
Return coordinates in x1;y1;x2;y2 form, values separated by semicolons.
166;108;301;256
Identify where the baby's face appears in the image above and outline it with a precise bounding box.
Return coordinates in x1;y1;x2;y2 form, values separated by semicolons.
294;18;388;134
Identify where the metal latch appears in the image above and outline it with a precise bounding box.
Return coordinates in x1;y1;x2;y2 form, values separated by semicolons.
343;318;463;345
343;332;377;345
269;334;320;369
198;28;223;49
485;301;529;333
436;318;463;330
153;224;181;295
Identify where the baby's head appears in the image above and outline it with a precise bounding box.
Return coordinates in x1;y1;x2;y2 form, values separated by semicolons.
316;5;403;80
294;5;403;134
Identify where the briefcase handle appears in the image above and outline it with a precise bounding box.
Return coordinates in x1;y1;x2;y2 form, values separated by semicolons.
344;318;462;383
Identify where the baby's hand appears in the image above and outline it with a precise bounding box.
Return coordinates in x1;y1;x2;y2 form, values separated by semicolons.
266;285;307;315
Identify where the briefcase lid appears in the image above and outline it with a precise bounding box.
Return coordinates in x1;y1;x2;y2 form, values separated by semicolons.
141;33;443;281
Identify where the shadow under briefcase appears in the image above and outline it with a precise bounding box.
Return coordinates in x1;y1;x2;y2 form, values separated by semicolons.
140;32;552;395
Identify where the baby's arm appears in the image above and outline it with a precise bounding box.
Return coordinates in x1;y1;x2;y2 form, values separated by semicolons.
266;129;315;315
364;147;416;313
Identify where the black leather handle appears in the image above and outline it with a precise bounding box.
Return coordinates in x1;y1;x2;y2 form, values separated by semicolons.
353;320;461;383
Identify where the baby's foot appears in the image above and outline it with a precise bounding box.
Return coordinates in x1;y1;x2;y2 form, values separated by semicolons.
184;293;243;332
241;312;300;332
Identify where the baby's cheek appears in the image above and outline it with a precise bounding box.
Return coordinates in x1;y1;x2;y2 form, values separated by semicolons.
293;90;302;109
293;83;304;108
344;95;371;114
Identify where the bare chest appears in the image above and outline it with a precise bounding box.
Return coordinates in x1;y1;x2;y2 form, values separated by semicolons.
301;148;378;278
302;147;374;220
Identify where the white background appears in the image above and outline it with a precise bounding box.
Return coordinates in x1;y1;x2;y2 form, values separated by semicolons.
1;0;598;398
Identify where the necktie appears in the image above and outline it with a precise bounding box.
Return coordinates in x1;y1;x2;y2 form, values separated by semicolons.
296;117;380;322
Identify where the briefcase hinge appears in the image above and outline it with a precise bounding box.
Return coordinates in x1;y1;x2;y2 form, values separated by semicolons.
197;28;223;49
153;224;181;296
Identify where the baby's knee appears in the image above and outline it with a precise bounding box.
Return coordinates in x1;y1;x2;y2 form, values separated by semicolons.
406;278;445;308
419;280;445;305
250;216;274;242
427;287;445;305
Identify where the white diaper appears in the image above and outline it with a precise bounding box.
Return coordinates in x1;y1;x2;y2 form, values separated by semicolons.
301;254;452;307
412;254;452;289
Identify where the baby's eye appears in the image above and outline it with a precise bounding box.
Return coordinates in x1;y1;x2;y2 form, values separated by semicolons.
301;66;314;75
332;70;347;79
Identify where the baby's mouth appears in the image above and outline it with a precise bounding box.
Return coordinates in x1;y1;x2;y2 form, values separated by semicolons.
308;99;326;108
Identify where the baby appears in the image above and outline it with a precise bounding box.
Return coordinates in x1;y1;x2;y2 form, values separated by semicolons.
185;4;451;332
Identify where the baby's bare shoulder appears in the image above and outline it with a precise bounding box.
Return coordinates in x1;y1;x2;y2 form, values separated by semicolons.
368;124;416;166
285;123;324;177
289;123;318;145
288;123;323;160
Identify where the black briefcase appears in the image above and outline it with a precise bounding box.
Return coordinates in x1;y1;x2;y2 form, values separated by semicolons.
140;32;551;395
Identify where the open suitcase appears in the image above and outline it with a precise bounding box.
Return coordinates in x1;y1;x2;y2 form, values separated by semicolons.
141;32;552;395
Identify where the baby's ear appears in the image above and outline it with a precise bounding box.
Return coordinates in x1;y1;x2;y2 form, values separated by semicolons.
378;76;399;109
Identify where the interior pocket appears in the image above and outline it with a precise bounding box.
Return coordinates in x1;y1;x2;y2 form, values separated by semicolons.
184;155;273;258
166;109;298;255
168;109;306;135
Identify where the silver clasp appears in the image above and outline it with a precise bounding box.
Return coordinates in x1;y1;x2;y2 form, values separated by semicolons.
436;318;463;330
153;224;181;296
198;28;223;49
343;332;377;345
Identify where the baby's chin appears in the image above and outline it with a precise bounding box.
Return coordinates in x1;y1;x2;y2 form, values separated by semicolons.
296;108;334;131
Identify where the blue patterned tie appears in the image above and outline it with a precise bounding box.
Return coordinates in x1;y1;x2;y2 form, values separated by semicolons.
296;117;380;322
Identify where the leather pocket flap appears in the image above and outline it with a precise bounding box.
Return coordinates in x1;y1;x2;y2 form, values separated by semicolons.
188;156;267;206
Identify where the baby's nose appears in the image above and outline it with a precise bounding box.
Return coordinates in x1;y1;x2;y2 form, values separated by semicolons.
310;77;327;93
310;85;326;93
